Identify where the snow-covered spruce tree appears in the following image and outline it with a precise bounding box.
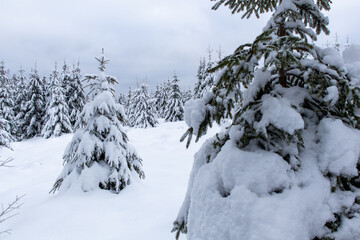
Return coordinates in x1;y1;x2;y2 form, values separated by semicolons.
193;58;206;99
67;62;85;128
182;88;192;105
118;93;126;106
61;61;71;100
165;74;184;122
13;67;28;140
124;87;134;126
43;74;52;105
42;65;72;138
153;84;162;117
50;51;144;194
0;61;10;86
44;63;60;109
116;93;129;125
23;67;46;139
0;118;12;148
129;83;158;128
193;49;216;99
173;1;360;239
156;80;171;118
0;62;15;141
200;48;215;96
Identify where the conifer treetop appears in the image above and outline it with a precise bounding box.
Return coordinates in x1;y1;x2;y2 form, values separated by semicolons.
95;48;110;72
212;0;331;40
18;66;25;81
83;49;118;100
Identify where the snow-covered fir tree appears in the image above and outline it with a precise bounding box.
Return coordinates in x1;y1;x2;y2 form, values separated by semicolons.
42;64;72;138
129;83;158;128
117;93;128;125
193;49;216;99
118;93;126;106
165;74;184;122
0;62;15;139
124;87;133;126
153;84;162;117
156;81;171;118
23;66;46;139
43;75;52;104
45;63;60;108
333;33;340;51
0;118;12;148
67;62;85;128
0;61;10;86
61;61;71;100
13;67;28;140
182;88;192;105
193;58;206;99
173;1;360;239
50;50;144;194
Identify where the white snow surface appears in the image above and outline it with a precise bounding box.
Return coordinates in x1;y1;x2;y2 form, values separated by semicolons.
184;99;207;135
255;94;304;134
317;118;360;177
2;118;360;239
0;120;219;240
343;44;360;85
323;86;339;106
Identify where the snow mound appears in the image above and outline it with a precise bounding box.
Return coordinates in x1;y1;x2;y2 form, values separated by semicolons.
317;118;360;177
186;140;332;240
184;99;207;135
255;94;304;134
343;44;360;85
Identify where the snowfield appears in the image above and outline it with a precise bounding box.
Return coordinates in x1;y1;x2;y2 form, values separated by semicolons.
0;120;219;240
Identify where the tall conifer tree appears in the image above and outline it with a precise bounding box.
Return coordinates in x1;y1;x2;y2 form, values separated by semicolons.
124;87;134;126
0;62;15;140
23;66;46;139
165;74;184;122
67;62;86;128
42;64;72;138
13;67;28;140
158;80;171;118
130;83;158;128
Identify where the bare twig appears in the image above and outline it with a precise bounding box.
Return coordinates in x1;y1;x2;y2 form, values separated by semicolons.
0;195;25;235
0;157;13;168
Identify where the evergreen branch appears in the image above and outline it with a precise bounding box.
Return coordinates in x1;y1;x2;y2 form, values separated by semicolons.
180;128;193;149
211;0;278;17
172;220;186;240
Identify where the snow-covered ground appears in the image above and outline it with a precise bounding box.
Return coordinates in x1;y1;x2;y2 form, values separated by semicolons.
0;120;219;240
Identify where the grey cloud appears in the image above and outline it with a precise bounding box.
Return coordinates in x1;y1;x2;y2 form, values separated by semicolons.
1;0;359;95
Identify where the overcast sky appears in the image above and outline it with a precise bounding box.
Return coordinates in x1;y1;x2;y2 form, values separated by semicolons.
1;0;359;95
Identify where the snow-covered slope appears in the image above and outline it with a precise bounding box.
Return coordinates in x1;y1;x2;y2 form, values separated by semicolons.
0;120;219;240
